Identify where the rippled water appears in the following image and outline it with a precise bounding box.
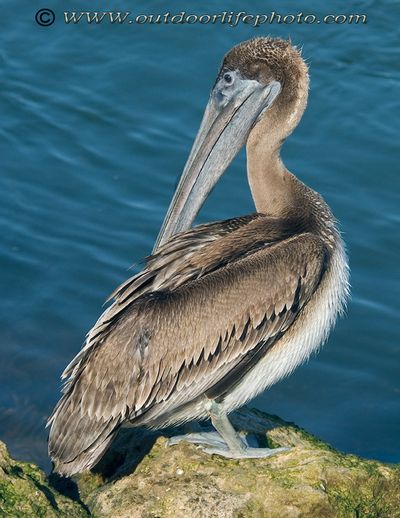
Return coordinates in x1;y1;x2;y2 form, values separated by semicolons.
1;0;399;471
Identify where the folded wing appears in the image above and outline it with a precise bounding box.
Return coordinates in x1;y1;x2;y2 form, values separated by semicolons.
48;215;328;475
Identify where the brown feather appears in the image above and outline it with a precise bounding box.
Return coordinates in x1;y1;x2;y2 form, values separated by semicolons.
48;211;330;474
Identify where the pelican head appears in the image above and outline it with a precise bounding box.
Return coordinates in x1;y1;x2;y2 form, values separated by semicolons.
154;37;309;250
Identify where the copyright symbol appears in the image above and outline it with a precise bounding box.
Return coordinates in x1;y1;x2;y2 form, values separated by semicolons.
35;8;55;26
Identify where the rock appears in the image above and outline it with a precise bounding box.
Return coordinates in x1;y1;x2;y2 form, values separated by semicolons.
77;408;400;517
1;408;400;517
0;441;88;517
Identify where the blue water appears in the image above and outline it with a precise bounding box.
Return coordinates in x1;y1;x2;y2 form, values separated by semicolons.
1;0;399;471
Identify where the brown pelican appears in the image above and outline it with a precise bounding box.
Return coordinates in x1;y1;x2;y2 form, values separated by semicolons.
48;37;349;476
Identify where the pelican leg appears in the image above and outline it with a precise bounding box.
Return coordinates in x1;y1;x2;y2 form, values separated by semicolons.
167;400;289;459
204;401;289;459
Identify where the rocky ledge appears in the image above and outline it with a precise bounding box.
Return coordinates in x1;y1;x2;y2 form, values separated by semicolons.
1;408;399;518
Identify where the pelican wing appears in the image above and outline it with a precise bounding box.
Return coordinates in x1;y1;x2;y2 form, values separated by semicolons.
61;213;263;382
48;216;328;474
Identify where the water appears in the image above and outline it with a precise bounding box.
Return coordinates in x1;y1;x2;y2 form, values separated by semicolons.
1;0;399;471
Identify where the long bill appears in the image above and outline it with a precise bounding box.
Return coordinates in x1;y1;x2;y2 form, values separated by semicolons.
153;79;281;252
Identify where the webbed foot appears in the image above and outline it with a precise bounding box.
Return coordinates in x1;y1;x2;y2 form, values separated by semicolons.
167;430;289;459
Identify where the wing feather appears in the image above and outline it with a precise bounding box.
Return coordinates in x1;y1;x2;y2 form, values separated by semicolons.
48;215;328;474
115;232;327;419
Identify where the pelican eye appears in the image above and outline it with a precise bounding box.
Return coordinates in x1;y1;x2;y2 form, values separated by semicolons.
223;72;233;84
